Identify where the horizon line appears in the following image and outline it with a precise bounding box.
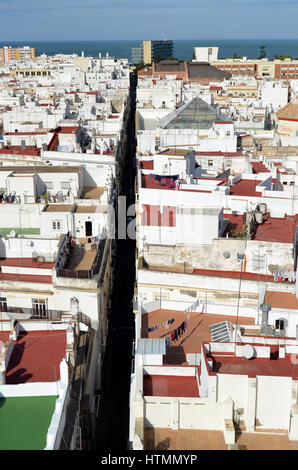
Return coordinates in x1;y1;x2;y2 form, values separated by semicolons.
1;38;298;42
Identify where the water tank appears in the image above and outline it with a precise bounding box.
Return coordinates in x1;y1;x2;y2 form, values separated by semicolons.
242;344;255;359
259;203;267;214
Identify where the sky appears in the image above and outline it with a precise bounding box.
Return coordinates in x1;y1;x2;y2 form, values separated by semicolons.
0;0;298;41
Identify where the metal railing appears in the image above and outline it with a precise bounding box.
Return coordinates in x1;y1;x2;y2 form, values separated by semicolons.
0;306;62;320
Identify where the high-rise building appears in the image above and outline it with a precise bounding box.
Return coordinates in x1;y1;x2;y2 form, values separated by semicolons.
0;46;37;65
130;40;173;65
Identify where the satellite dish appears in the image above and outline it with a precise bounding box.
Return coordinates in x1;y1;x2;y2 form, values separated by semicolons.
9;230;16;237
242;345;255;360
223;251;230;259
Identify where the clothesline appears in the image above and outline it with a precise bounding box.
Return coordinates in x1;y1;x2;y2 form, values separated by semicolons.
274;269;296;283
148;317;174;332
165;299;200;348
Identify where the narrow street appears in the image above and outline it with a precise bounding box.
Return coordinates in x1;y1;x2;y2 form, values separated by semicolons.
95;74;137;451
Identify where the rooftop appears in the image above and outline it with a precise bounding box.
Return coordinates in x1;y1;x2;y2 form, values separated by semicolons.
80;186;105;200
229;179;263;197
208;351;298;379
276;97;298;121
0;257;55;269
253;214;298;243
0;396;58;450
5;329;66;383
143;375;199;398
44;204;74;213
144;427;298;450
188;62;231;80
75;205;99;213
0;165;81;174
251;161;270;174
143;310;255;365
264;290;298;310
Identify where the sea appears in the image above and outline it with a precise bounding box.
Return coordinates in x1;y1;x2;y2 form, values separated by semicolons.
0;39;298;62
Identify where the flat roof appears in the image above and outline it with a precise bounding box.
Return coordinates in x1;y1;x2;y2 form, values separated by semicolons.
0;166;81;174
158;149;191;156
6;330;66;383
253;214;297;244
145;427;227;450
143;375;199;398
0;258;55;269
81;186;105;199
44;204;75;213
0;272;52;284
264;290;298;310
229;179;263;197
75;205;98;213
251;162;270;174
0;396;57;450
209;352;298;379
143;310;255;365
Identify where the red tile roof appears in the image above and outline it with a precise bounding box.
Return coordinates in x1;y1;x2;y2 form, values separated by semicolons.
5;329;66;383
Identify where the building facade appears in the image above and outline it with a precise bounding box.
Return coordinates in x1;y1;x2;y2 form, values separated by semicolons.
0;46;37;65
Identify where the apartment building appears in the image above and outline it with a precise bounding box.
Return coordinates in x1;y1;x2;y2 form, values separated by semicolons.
211;58;298;80
0;46;37;65
131;40;173;65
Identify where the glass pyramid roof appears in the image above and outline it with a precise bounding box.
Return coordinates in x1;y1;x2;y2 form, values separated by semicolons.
159;97;229;130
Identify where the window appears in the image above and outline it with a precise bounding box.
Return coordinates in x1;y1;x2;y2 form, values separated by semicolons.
61;181;70;189
32;298;47;318
52;220;61;230
0;297;7;312
275;319;285;330
208;160;213;167
44;181;53;190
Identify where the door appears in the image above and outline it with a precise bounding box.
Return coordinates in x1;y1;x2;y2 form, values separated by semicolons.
32;299;47;318
85;221;92;237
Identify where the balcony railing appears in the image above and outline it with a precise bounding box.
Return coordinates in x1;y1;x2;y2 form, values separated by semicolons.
0;306;63;320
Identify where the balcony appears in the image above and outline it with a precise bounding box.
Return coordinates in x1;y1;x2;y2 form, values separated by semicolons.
0;306;63;320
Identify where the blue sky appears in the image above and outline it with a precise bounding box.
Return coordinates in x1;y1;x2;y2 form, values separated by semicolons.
0;0;297;41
